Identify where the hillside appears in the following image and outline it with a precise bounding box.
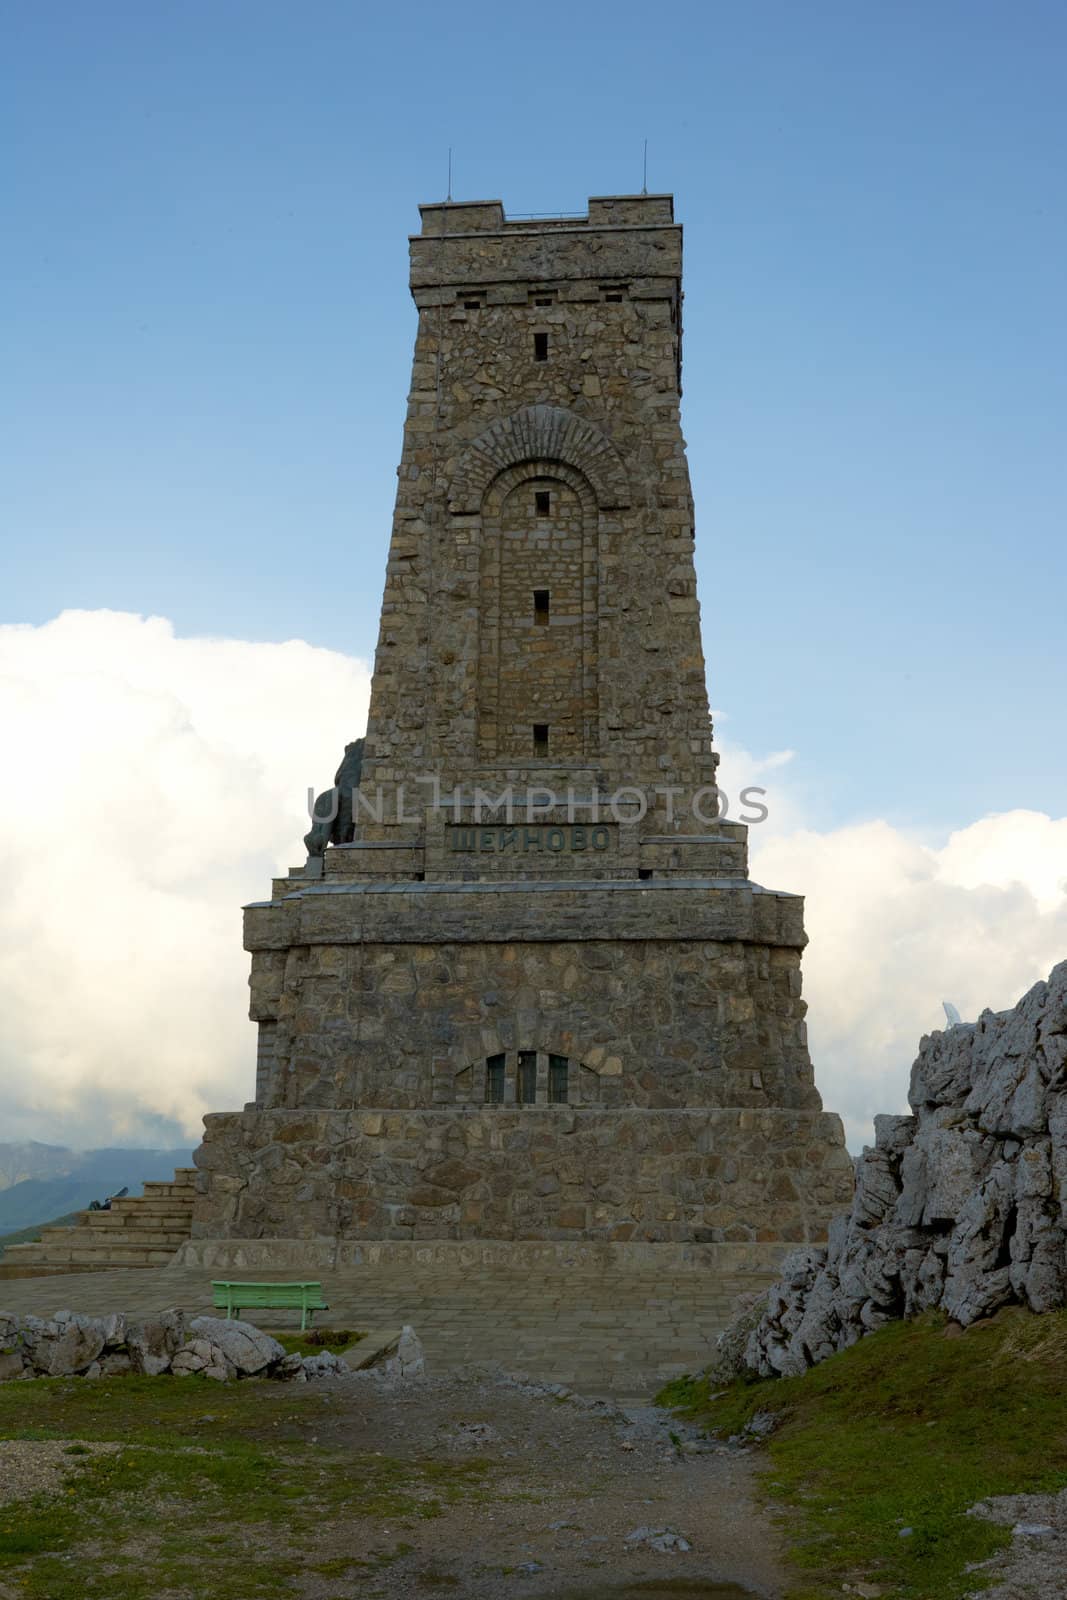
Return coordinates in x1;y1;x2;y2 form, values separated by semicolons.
0;1212;79;1259
0;1146;193;1235
663;1305;1067;1599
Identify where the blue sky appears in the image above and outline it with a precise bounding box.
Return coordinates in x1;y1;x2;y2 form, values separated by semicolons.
3;0;1065;836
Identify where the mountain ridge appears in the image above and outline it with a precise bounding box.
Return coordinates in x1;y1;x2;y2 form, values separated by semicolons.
0;1144;194;1234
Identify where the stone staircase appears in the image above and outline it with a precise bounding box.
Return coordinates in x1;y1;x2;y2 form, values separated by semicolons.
0;1169;196;1279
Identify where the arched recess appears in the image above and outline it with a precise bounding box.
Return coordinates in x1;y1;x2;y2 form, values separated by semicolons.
448;404;630;514
476;459;599;759
437;1047;608;1107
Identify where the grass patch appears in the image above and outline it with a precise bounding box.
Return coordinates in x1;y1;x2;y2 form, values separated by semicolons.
274;1326;365;1357
0;1376;497;1598
660;1306;1067;1599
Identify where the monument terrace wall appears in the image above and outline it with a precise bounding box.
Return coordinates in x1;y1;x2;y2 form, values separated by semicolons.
246;878;821;1115
193;1106;853;1246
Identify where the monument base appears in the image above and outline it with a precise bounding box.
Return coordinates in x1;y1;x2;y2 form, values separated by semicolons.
171;1234;797;1276
192;1105;854;1246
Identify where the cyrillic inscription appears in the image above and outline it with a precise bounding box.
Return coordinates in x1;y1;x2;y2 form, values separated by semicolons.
448;824;612;854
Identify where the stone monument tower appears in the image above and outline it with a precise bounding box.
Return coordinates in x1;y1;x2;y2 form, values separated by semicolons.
192;194;853;1261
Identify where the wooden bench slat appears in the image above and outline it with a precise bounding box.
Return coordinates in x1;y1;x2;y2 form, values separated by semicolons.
210;1279;330;1331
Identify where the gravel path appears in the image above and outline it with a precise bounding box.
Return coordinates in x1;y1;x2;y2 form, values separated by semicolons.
280;1366;786;1598
0;1367;784;1597
0;1439;118;1503
966;1486;1067;1600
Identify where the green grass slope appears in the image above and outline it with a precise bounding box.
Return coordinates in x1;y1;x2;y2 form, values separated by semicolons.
661;1306;1067;1600
0;1376;495;1598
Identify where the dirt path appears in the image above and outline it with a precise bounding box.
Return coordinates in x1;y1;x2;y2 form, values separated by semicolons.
286;1367;787;1599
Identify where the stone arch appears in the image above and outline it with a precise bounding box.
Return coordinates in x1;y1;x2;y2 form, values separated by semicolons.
433;1032;611;1107
448;404;630;513
480;457;597;521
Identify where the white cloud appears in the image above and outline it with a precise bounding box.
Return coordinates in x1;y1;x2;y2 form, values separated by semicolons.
750;818;1067;1151
0;610;1062;1159
0;610;370;1148
935;810;1067;913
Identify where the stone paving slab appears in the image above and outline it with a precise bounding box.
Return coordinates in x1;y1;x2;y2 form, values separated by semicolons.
0;1260;770;1398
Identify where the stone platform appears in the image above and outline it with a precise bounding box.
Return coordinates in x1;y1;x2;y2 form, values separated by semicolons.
194;1107;853;1244
0;1242;782;1398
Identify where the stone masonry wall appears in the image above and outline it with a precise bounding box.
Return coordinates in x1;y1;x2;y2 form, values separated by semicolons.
193;1106;853;1245
360;193;719;837
249;934;821;1115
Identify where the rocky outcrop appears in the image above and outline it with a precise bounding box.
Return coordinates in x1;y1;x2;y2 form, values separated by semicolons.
0;1309;423;1384
742;961;1067;1378
187;1316;284;1375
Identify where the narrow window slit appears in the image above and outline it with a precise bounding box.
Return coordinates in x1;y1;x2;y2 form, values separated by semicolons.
485;1054;505;1105
533;724;549;755
533;589;550;626
533;332;549;362
535;490;551;516
548;1055;569;1104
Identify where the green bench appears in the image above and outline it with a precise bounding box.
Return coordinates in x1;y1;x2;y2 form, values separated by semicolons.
211;1280;329;1331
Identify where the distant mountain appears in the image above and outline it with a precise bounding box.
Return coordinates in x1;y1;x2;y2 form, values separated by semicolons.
0;1145;193;1235
0;1141;78;1193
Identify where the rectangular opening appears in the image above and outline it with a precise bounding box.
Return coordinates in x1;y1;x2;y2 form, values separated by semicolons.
638;867;653;881
601;284;627;303
529;289;556;306
533;589;550;626
533;723;549;755
548;1055;569;1105
518;1051;537;1106
485;1054;505;1105
459;291;485;310
534;490;551;516
533;331;548;362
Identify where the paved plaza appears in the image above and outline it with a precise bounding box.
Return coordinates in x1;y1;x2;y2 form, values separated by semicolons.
0;1259;770;1399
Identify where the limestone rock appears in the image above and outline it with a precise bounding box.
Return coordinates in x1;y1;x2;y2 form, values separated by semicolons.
187;1316;284;1376
0;1349;27;1381
624;1526;691;1554
22;1313;108;1376
739;961;1067;1378
127;1310;187;1376
99;1352;132;1377
301;1350;347;1379
0;1310;302;1387
171;1338;233;1379
395;1324;425;1378
274;1353;306;1381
